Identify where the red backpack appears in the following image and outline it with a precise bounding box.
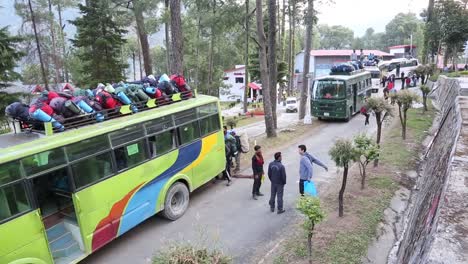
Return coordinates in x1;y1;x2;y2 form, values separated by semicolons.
96;91;120;109
170;74;186;88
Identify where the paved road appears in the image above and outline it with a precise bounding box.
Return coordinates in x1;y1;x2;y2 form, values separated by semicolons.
82;111;377;264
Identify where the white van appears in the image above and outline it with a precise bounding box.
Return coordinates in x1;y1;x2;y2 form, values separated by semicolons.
285;97;298;113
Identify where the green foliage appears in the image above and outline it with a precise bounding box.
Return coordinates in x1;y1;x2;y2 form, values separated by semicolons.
366;97;393;116
354;134;379;164
0;27;24;87
329;139;356;168
152;245;231;264
317;24;354;49
393;90;420;112
71;0;128;86
296;196;325;231
385;13;424;51
420;85;431;96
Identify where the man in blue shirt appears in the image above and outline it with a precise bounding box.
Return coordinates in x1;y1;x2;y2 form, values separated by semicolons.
298;145;328;195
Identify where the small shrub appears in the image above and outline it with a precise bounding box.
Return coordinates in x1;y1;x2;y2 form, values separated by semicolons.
429;73;439;82
153;245;231;264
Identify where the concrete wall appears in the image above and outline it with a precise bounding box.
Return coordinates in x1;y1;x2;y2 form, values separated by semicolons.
389;76;468;263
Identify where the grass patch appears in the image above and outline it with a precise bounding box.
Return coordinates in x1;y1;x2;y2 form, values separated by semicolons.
153;245;231;264
268;102;435;264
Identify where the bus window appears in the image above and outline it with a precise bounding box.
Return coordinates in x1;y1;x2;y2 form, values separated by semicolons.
145;115;174;135
66;134;110;161
313;80;346;99
198;103;218;117
178;121;201;145
148;130;176;157
199;114;220;136
72;152;113;188
110;125;145;147
21;148;66;176
114;140;147;171
0;161;22;185
174;110;198;126
0;182;31;222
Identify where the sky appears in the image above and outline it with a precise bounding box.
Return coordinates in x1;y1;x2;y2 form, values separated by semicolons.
0;0;429;39
316;0;429;36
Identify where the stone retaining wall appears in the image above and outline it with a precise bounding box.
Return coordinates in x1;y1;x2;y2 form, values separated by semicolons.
389;76;467;264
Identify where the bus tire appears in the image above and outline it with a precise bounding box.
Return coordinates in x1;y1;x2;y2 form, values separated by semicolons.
162;182;190;221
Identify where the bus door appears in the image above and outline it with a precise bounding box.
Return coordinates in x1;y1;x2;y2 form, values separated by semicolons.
352;83;358;113
22;150;86;263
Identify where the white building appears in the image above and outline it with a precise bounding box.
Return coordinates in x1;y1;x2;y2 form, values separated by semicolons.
219;65;262;102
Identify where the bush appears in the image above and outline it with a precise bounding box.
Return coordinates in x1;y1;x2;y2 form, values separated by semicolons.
429;73;439;82
153;245;231;264
447;72;461;78
459;71;468;76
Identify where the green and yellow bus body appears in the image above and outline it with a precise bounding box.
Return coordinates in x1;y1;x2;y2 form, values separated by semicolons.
0;95;225;264
311;70;372;121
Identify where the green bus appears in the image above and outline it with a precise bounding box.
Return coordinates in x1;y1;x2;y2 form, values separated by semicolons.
0;94;225;264
311;70;372;121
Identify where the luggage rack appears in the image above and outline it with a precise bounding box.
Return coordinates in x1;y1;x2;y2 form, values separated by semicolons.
329;69;365;76
15;90;196;136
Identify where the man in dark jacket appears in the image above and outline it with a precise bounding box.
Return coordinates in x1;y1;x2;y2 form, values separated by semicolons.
268;152;287;214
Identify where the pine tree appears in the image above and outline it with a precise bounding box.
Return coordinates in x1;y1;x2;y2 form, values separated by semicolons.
71;0;127;86
0;27;24;87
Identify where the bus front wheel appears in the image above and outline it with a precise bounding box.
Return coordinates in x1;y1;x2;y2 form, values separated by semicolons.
162;182;190;221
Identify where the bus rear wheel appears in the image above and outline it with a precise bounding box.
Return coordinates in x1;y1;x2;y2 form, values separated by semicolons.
162;182;190;221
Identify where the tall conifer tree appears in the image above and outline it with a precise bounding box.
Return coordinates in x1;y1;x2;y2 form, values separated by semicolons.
72;0;127;86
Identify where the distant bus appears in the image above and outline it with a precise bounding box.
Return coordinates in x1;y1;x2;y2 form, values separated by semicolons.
365;66;381;93
0;94;225;264
311;70;372;121
379;58;418;78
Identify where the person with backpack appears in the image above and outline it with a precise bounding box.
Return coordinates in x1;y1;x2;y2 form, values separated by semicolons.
223;126;236;186
230;130;242;173
360;98;370;126
298;145;328;196
401;72;406;90
251;145;264;200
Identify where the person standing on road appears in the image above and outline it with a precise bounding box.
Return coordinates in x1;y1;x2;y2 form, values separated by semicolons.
298;145;328;196
252;145;265;200
231;130;242;174
268;152;286;214
223;126;236;186
360;98;370;126
401;72;406;89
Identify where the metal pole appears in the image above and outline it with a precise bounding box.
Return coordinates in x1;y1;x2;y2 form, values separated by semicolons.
410;34;413;57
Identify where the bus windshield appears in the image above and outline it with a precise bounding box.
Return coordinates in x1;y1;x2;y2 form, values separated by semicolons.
313;80;346;99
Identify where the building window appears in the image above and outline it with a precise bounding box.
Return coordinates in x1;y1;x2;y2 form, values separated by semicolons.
235;77;244;83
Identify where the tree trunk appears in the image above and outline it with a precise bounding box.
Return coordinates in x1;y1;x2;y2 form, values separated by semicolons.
256;0;277;137
195;0;202;91
360;163;366;190
422;0;435;64
164;0;171;73
207;0;216;96
281;0;287;61
307;229;313;264
137;36;143;79
268;0;278;129
299;0;314;120
423;95;428;112
402;109;407;140
374;112;382;167
134;3;153;76
57;1;69;83
170;0;183;75
287;0;295;96
28;0;49;90
132;52;136;80
338;165;348;217
243;0;250;113
48;0;61;86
